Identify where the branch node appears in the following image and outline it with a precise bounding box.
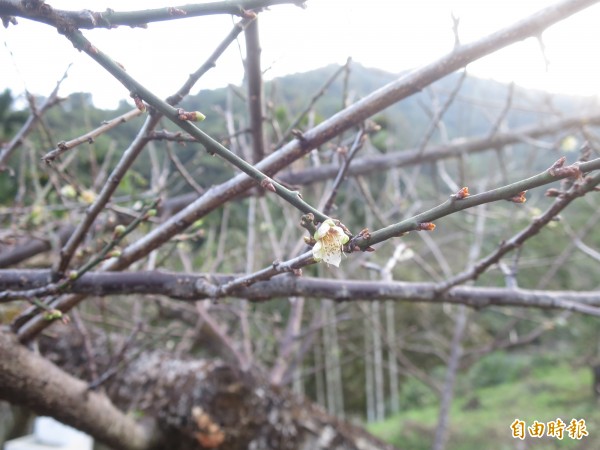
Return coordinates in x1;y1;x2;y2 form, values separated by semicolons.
241;9;257;19
130;93;146;112
545;188;562;198
417;222;436;231
1;16;18;28
548;156;582;179
291;129;306;142
167;7;187;17
507;191;527;203
176;109;205;122
451;186;470;200
260;178;276;192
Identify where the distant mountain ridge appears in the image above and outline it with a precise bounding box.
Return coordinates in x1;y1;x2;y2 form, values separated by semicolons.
178;63;598;152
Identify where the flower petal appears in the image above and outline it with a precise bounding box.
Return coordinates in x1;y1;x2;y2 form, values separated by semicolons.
312;219;349;267
314;219;335;240
312;240;324;262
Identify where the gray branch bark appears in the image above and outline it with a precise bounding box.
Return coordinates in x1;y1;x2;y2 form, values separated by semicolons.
2;269;600;314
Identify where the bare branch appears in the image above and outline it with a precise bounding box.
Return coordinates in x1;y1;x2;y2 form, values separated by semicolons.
244;18;266;162
280;111;600;186
274;57;352;148
0;0;305;29
41;108;143;163
0;329;161;450
0;74;67;169
0;225;74;268
350;157;599;249
437;168;600;291
2;269;600;316
60;27;329;222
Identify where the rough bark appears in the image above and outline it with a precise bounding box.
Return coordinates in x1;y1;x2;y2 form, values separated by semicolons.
0;328;159;450
0;327;399;450
3;270;600;311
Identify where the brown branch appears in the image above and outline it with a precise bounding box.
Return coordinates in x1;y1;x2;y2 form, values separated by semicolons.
244;17;266;162
279;111;600;186
417;69;467;155
42;108;143;163
487;82;515;138
166;143;204;194
54;116;158;276
0;329;161;450
0;224;74;268
52;17;250;276
147;129;197;142
322;127;368;215
166;16;254;106
3;270;600;315
15;154;600;340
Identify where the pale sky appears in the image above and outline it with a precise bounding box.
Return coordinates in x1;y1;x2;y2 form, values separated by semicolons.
2;0;600;109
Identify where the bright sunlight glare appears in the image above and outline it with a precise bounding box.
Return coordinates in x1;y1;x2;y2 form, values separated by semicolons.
1;0;599;109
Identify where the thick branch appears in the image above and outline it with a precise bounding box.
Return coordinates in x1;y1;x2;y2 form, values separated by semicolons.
37;331;398;450
15;155;600;340
0;225;74;268
53;17;250;275
61;28;329;222
42;108;143;163
279;112;600;186
0;328;160;450
245;18;266;162
2;270;600;315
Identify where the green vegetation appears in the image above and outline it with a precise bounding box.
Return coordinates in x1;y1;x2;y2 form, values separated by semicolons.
369;355;600;450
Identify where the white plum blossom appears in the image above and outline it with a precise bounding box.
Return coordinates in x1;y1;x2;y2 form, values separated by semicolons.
312;219;349;267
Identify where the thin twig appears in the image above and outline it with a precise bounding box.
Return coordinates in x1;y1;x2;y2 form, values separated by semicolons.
0;69;68;169
42;108;143;163
436;168;600;291
166;143;204;194
279;111;600;186
321;127;368;215
63;28;330;222
275;58;351;149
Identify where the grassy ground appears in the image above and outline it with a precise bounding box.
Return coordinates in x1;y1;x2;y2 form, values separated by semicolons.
368;361;599;450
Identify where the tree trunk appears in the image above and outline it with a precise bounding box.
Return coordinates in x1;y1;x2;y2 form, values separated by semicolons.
372;302;385;422
432;306;468;450
0;328;158;450
385;301;400;414
0;328;399;450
